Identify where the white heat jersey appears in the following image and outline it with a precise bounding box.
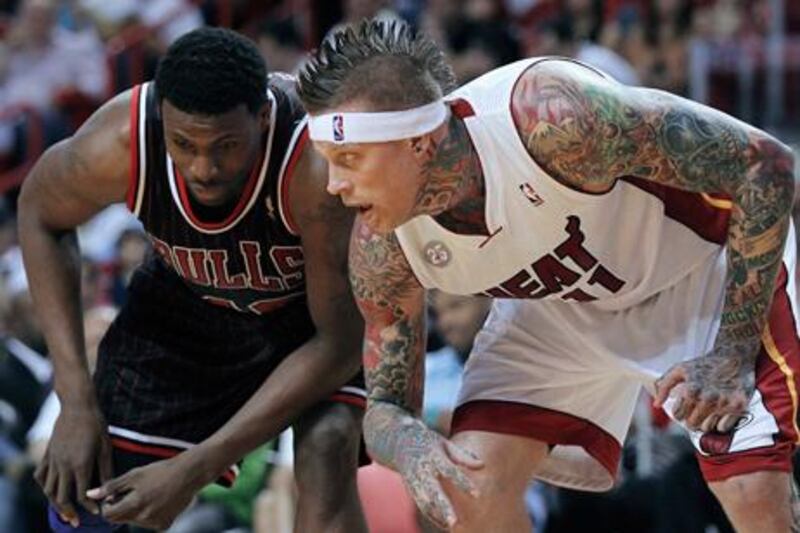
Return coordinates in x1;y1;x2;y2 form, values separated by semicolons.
394;58;731;312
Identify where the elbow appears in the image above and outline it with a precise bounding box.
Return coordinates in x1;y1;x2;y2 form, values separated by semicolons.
776;144;796;215
749;140;796;216
17;176;41;238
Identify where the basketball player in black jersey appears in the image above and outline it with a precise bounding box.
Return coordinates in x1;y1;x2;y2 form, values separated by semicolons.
18;27;367;532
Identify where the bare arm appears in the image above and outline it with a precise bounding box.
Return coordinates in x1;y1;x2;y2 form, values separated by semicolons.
350;219;480;528
512;60;796;429
155;143;365;484
19;91;130;402
17;91;131;520
350;218;427;450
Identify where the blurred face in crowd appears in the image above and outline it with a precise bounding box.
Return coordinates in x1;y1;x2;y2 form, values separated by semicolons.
84;305;118;373
8;291;46;353
430;292;491;358
345;0;387;20
18;0;56;46
257;36;301;74
117;230;150;273
161;100;269;207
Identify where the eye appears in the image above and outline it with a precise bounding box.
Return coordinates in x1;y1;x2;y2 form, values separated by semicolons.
337;152;358;167
172;137;193;152
218;139;240;151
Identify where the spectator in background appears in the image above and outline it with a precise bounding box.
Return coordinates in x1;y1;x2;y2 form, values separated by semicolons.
528;18;640;86
424;292;490;434
0;255;51;533
79;0;202;50
0;0;107;111
0;0;107;161
256;18;306;75
340;0;400;26
108;228;149;307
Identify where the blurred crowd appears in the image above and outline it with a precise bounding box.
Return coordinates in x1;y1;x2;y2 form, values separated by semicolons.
0;0;799;532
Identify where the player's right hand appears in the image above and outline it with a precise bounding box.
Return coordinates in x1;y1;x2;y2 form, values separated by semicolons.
394;423;484;530
34;403;113;527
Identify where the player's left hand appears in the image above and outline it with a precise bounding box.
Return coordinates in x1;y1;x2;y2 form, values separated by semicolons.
654;349;756;433
85;454;201;530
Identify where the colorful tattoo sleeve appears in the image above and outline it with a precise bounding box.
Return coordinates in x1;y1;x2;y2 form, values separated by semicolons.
511;60;795;372
348;218;429;465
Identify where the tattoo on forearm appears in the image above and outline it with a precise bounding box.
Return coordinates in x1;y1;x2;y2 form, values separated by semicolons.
363;397;433;470
512;62;795;370
349;222;425;413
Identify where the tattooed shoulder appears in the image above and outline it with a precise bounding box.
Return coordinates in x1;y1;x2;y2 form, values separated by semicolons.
510;60;622;191
510;59;794;201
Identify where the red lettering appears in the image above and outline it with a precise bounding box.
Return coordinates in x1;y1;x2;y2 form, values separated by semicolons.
561;288;597;302
588;265;625;293
248;295;299;315
271;246;305;289
208;250;247;289
202;295;244;312
150;237;174;269
484;287;512;297
554;216;597;271
500;270;544;298
240;242;284;292
173;247;211;286
531;254;580;294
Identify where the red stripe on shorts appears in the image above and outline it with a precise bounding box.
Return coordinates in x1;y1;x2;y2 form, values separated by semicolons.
697;264;800;482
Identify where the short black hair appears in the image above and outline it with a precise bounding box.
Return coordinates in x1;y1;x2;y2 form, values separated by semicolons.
155;27;267;115
298;19;456;114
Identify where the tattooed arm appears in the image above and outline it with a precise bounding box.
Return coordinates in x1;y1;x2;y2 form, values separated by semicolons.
351;219;482;528
511;60;796;432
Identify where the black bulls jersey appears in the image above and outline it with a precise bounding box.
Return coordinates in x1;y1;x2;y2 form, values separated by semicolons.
126;75;309;316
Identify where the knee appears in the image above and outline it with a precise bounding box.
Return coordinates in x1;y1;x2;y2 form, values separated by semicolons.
294;404;362;473
709;470;791;511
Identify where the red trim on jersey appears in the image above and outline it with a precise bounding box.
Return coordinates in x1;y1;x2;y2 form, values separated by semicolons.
279;126;308;235
449;98;475;119
110;437;237;486
697;265;800;482
126;85;142;211
621;177;731;244
174;145;265;231
698;443;793;481
329;393;366;408
451;399;621;480
758;266;800;443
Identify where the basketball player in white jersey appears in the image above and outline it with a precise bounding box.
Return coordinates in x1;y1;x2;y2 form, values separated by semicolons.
298;19;798;532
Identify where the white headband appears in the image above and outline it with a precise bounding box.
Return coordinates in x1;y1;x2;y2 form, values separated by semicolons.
308;100;448;144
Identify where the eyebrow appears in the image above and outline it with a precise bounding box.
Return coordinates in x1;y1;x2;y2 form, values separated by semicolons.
170;131;242;144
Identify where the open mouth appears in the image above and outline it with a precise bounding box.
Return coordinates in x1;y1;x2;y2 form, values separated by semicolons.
358;205;372;214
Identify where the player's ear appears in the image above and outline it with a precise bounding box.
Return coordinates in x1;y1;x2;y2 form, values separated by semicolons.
408;133;434;161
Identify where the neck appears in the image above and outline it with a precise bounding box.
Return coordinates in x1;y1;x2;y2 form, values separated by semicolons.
413;113;488;235
413;113;483;219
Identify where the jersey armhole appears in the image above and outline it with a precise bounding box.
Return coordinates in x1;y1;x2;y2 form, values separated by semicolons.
126;84;146;216
277;122;308;236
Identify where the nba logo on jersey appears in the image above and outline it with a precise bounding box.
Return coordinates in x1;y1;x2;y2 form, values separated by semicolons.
520;183;544;206
333;115;344;142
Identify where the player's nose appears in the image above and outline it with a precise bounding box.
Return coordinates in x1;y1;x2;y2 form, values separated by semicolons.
326;170;352;196
190;155;219;181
